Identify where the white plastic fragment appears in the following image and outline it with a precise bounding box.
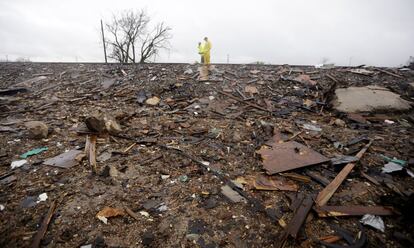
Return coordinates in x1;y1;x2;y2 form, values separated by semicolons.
201;161;210;166
0;204;4;211
302;124;322;132
384;119;395;124
80;245;92;248
382;162;403;173
360;214;385;232
139;211;150;217
37;193;48;203
161;175;170;180
97;216;108;224
11;160;28;169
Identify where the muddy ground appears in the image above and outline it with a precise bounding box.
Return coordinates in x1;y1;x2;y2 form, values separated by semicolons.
0;62;413;247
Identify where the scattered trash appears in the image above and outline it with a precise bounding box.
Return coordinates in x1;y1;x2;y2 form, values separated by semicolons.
145;96;160;106
360;214;385;232
1;63;413;247
221;185;246;203
380;155;407;166
43;150;84;168
20;147;48;159
257;136;329;174
237;174;298;191
96;206;125;224
0;204;4;211
382;162;404;173
302;123;322;132
384;119;395;124
139;211;150;217
178;175;189;182
331;155;359;165
37;193;48;203
11;159;28;169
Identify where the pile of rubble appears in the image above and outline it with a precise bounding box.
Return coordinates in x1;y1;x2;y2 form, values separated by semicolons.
0;62;413;247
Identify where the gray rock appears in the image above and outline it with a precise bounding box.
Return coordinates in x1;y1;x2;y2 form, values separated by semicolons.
24;121;48;139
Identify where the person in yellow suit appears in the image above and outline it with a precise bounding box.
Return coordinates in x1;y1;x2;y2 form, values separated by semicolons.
203;37;212;65
197;42;204;64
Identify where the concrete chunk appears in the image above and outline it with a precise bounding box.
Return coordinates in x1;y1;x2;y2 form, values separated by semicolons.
332;86;412;112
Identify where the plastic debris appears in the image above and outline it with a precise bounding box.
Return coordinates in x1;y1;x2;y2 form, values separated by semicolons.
0;204;4;211
139;211;150;217
302;124;322;132
384;119;395;124
382;162;404;173
37;193;48;203
380;155;406;166
360;214;385;232
11;159;28;169
178;175;189;182
20;147;48;159
331;155;359;165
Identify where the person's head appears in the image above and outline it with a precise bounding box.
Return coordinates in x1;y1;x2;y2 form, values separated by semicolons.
204;37;208;41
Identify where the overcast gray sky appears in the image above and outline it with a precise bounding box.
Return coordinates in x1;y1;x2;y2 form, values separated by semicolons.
0;0;413;66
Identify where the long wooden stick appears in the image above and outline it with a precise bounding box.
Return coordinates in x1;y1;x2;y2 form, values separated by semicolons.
30;201;57;248
315;141;372;206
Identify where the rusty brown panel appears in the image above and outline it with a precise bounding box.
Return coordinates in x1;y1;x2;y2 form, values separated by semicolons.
257;140;329;174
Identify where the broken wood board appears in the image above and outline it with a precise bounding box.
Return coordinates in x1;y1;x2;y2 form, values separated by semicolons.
257;138;329;174
315;205;395;217
43;150;83;168
315;141;372;206
85;135;97;174
236;174;299;191
281;194;313;245
30;200;57;248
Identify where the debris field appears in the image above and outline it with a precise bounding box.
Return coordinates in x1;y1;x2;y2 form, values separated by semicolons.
0;62;413;247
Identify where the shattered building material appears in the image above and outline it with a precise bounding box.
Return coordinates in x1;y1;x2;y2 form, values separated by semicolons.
0;63;413;247
257;138;329;174
316;141;372;206
332;86;412;112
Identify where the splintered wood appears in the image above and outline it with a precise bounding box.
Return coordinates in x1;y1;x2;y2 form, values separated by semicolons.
316;141;372;206
85;135;97;174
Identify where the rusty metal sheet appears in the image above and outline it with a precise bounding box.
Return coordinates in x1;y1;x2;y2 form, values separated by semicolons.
257;140;329;174
43;150;83;168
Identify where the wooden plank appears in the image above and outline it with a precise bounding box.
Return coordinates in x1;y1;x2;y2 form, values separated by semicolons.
285;195;314;238
315;205;394;217
30;200;57;248
315;141;372;206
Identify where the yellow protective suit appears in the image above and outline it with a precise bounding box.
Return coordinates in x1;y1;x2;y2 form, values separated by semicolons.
198;44;204;63
203;40;212;64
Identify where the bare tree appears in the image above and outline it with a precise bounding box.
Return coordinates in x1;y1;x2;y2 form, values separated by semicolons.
104;9;171;63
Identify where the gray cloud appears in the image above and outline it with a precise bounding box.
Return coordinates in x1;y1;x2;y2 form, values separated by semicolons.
0;0;413;66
